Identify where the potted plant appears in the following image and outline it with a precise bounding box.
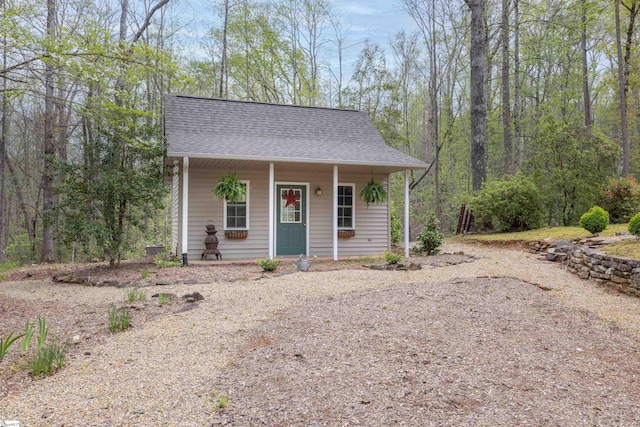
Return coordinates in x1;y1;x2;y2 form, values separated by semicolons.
212;173;246;202
360;179;387;207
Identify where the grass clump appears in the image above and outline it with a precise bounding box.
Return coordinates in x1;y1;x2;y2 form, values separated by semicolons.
36;316;48;352
21;319;35;353
30;339;68;377
1;331;24;360
154;251;182;268
124;286;147;302
383;251;403;264
256;257;280;272
108;305;131;333
157;293;173;305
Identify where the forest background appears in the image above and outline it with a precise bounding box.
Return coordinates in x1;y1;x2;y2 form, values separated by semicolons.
0;0;638;265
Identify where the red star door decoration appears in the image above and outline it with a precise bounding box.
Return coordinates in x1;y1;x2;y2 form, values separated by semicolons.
282;187;300;207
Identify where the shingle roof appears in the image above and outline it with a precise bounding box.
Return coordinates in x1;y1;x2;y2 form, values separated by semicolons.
164;94;427;169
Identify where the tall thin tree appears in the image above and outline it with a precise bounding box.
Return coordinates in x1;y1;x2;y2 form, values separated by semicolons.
41;0;56;262
466;0;487;191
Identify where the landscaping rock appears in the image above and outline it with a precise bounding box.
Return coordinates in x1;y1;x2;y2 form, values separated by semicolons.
182;292;204;303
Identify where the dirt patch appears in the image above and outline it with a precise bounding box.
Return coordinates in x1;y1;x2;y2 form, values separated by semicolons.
212;277;640;426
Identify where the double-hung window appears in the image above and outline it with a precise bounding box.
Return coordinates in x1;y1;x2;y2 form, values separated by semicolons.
337;184;354;229
224;181;249;229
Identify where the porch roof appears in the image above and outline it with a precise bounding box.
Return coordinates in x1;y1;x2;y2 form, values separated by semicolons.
164;94;427;173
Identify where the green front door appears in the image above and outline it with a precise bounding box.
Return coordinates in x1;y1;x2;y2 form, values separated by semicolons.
276;185;306;256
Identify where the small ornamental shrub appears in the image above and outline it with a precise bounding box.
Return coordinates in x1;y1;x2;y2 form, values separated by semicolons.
384;251;403;264
603;177;640;224
256;257;280;272
628;212;640;236
470;172;544;232
390;201;402;245
413;212;444;256
579;206;609;234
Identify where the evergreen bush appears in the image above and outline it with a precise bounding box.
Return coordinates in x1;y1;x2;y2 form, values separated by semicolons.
412;212;444;256
470;172;544;232
628;212;640;237
579;206;609;234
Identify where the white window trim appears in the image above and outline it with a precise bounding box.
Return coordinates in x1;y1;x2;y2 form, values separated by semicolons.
337;182;355;230
223;180;250;230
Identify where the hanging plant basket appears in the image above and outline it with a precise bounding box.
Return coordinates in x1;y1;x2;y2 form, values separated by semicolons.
212;173;246;203
360;179;387;207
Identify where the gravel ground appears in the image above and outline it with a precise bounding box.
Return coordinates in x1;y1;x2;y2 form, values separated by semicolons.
1;243;640;426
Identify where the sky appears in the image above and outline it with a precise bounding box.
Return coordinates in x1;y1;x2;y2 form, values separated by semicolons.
176;0;419;70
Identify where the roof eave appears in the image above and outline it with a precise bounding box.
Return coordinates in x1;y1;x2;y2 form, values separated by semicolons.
165;152;427;170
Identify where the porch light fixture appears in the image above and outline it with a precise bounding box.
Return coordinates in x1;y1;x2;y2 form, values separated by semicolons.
315;187;323;196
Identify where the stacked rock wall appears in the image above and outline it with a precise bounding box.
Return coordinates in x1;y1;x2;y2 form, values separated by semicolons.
532;240;640;297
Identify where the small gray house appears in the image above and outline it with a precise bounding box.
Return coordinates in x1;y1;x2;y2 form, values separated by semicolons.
164;94;426;263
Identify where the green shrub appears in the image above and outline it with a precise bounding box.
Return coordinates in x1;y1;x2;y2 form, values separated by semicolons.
108;305;131;333
412;212;444;256
579;206;609;234
384;251;403;264
30;339;68;377
256;257;281;272
628;212;640;236
603;177;640;224
470;172;544;232
390;201;402;245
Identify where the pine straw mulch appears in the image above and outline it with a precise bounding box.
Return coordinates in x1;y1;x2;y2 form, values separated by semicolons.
212;277;640;426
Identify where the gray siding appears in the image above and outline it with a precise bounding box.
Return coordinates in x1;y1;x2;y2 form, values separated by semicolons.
181;165;391;260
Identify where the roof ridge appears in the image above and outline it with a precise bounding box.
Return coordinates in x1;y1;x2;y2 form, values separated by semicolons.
167;93;361;113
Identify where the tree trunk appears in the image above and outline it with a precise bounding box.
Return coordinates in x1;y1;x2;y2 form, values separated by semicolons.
513;0;522;171
0;0;7;259
41;0;56;263
501;0;512;175
466;0;487;191
581;0;592;128
614;0;638;176
219;0;229;98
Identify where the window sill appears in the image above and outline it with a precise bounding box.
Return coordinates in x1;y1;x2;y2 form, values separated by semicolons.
338;229;356;238
225;230;248;239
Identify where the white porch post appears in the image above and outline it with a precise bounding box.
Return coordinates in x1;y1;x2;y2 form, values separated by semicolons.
181;157;190;266
404;169;410;258
333;165;339;261
268;163;275;258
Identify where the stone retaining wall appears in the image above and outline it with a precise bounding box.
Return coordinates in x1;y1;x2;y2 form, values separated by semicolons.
531;240;640;297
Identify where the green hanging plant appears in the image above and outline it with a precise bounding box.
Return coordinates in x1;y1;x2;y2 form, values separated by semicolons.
360;179;387;207
212;173;246;203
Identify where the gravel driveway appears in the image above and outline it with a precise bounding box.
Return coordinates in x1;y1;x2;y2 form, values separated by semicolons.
1;242;640;426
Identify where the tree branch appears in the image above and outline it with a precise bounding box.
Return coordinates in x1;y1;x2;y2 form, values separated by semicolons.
132;0;171;43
